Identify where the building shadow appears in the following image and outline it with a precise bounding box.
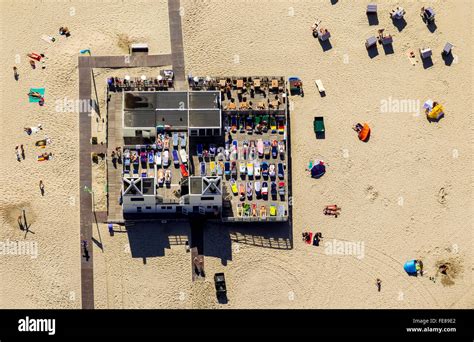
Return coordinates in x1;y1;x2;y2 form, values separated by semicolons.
422;57;434;69
367;14;379;26
126;220;190;258
442;53;454;66
382;44;395;55
367;46;379;59
315;131;326;140
427;22;437;33
229;221;293;250
318;39;333;52
392;18;407;32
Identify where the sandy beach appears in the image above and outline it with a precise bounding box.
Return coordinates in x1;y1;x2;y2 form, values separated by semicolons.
1;0;472;310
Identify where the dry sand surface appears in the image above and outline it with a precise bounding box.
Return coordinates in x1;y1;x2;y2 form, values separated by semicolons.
1;0;472;309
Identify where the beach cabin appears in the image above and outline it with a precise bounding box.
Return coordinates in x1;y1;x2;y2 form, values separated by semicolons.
420;48;432;59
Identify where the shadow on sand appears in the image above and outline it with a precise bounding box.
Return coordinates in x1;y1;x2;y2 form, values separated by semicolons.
126;220;190;258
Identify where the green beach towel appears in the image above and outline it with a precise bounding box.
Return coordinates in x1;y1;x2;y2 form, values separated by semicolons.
29;88;45;103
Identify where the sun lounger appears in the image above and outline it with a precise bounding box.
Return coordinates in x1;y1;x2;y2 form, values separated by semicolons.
224;161;231;176
172;132;179;148
254;161;261;178
179;149;187;164
277;118;285;134
269;204;277;216
278;163;284;179
210;161;216;175
257;139;264;158
278;141;285;158
200;161;206;176
172;150;180;166
261;181;268;198
278;204;285;217
147;151;154;165
209;144;217;157
155;151;162;166
261;161;269;178
157;169;165;185
260;205;267;219
217;161;224;176
247;162;254;177
270;117;277;133
180;164;189;177
229;179;237;195
239;162;246;176
231;162;237;178
243;203;251;217
314;79;325;93
246;182;253;199
237;203;243;217
231;116;238;132
162;151;169;167
197;144;203;157
165;169;172;184
239;183;245;201
179;132;186;147
252;203;258;217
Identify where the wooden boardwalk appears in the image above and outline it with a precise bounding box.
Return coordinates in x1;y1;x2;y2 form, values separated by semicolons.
106;93;124;223
168;0;186;89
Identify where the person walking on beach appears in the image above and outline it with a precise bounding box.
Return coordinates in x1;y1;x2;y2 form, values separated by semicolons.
13;66;19;81
376;278;382;292
20;145;25;160
39;180;45;196
111;151;117;168
15;146;21;162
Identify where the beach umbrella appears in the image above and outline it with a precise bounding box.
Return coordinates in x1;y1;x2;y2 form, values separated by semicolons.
358;123;371;142
427;104;444;121
404;260;417;275
157;75;163;81
125;75;130;81
193;76;199;83
311;160;326;178
141;75;147;81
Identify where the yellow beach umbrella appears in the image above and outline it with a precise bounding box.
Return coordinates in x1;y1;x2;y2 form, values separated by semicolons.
428;104;444;120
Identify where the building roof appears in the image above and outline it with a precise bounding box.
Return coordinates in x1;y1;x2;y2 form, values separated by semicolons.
123;91;220;129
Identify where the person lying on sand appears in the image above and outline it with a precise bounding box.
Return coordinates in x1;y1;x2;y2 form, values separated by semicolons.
302;232;311;242
28;91;42;98
59;26;71;37
323;205;341;217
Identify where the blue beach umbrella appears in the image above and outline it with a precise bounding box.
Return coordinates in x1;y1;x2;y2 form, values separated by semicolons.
311;161;326;179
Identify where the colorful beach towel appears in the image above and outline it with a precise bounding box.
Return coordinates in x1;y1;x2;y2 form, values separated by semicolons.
29;88;45;103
